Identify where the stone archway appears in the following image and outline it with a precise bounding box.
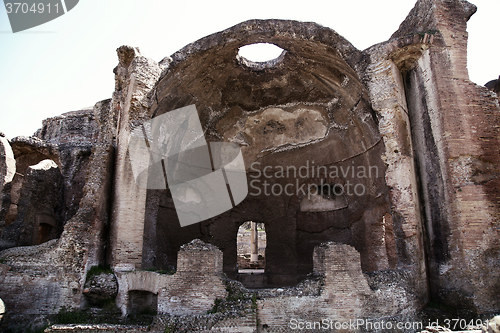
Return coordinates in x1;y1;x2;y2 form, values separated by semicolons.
0;159;64;249
136;20;398;288
127;290;158;316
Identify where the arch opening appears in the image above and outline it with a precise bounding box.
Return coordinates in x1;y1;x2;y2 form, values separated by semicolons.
127;290;158;316
237;43;286;70
237;221;266;274
145;20;396;287
0;158;64;250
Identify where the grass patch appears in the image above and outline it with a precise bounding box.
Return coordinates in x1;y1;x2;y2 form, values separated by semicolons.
54;307;92;324
52;305;123;325
86;265;113;279
207;298;224;314
206;279;256;315
164;325;175;333
145;267;176;275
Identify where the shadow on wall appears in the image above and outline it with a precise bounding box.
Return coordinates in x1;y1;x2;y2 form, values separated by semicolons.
0;159;64;250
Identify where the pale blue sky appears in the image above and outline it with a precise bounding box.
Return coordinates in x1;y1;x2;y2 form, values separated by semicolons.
0;0;498;138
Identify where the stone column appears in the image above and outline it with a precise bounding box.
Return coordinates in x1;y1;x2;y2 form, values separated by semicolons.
363;35;431;305
388;0;500;312
108;46;161;271
250;221;258;263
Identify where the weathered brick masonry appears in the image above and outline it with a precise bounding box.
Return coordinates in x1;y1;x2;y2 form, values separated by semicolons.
0;0;499;331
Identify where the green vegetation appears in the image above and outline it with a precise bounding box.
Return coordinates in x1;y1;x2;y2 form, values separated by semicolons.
145;267;176;275
251;293;258;310
86;265;113;279
207;298;224;314
53;305;155;326
417;29;439;37
54;307;92;324
206;279;257;315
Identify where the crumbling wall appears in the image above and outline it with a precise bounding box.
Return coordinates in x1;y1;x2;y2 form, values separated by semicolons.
362;32;433;310
114;240;417;331
392;0;500;312
257;242;419;332
115;239;227;317
0;159;64;248
143;19;402;289
34;108;98;144
34;108;99;223
2;137;59;228
0;134;15;230
1;108;99;246
0;100;115;332
0;0;499;329
108;46;162;271
159;239;227;315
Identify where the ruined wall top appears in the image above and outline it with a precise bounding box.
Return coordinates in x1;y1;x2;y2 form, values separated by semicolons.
165;19;363;70
179;239;222;252
392;0;477;41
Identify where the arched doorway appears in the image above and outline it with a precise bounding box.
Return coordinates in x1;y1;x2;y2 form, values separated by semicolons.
237;221;267;288
139;19;397;289
237;221;266;273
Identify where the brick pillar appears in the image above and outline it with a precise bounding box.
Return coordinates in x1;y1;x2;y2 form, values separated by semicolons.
363;34;429;304
109;46;161;271
391;0;500;312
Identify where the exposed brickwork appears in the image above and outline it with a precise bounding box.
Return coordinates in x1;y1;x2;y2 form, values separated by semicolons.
393;0;500;312
159;240;227;316
109;46;161;271
0;1;499;331
258;242;416;332
115;240;227;317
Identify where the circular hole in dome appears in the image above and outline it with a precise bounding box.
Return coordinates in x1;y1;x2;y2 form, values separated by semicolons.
237;43;286;70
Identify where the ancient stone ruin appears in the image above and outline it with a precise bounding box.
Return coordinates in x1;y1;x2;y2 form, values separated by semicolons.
0;0;499;331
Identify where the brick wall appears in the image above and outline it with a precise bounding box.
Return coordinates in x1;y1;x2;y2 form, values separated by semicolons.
258;242;416;332
116;240;227;317
109;46;161;271
159;240;227;316
393;0;500;312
